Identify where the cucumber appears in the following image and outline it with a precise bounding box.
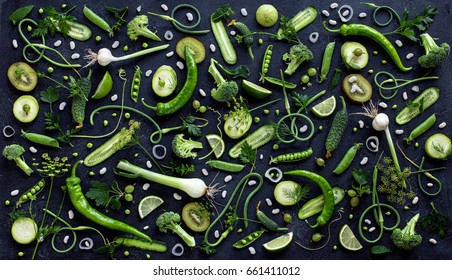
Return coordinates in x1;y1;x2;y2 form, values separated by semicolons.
395;87;440;125
298;187;345;220
66;21;92;41
228;123;276;158
11;217;38;245
152;65;177;97
274;180;305;206
210;14;237;65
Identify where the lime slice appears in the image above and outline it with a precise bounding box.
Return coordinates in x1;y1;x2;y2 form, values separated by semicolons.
242;79;272;99
311;95;336;118
425;133;452;160
92;70;113;99
339;224;363;251
206;134;225;159
138;195;164;219
263;231;293;252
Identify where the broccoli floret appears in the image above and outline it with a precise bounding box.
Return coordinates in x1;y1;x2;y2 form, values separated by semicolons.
390;213;423;251
156;211;196;247
127;15;161;41
418;33;450;68
171;134;203;159
208;58;238;102
2;144;33;176
282;43;313;75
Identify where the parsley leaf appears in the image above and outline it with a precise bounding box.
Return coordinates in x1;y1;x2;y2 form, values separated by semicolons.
86;181;122;210
40;86;59;105
421;202;452;239
182;115;202;138
32;6;77;38
239;141;257;167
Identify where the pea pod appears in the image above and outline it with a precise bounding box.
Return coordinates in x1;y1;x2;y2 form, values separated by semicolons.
232;229;265;249
323;22;412;72
260;44;273;79
269;147;313;165
404;113;437;144
16;179;45;207
333;143;363;175
285;170;335;228
21;130;59;148
319;41;336;83
130;65;142;102
206;160;245;173
83;5;114;38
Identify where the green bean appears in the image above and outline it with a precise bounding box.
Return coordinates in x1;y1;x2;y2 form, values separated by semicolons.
276;113;315;144
404;113;436;144
260;75;297;89
130;66;142;103
374;71;438;100
269;147;313;165
206;160;246;173
21;130;60;148
83;5;114;37
333;143;363;175
319;41;336;83
232;229;265;249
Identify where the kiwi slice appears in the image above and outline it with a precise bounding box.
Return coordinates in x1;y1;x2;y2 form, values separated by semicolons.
176;37;206;64
340;41;369;70
342;74;372;103
7;62;38;92
181;202;211;232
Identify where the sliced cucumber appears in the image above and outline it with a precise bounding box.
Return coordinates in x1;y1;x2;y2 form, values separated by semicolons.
228;123;276;158
67;21;92;41
274;180;305;206
425;133;452;160
152;65;177;97
395;87;440;125
11;217;38;245
298;187;345;220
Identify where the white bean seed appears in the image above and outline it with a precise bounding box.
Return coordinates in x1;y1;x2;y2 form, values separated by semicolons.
403;91;408;100
427;182;434;187
70;41;75;50
395;40;403;47
342;10;350;17
54;40;62;47
272;208;280;215
328;19;337;26
12;39;18;48
330;3;339;9
429;238;437;245
214;230;220;238
439;122;447;129
368;227;376;233
412;196;419;205
186;12;194;21
161;4;168;11
10;190;19;196
71;53;80;60
145;70;153;77
202;168;209;176
224;175;233;183
322;10;330;17
248;246;256;255
221;190;227;199
142;183;150;191
248;180;257;186
265;198;273;207
199;88;206;97
260;154;264;160
143;225;149;230
395;129;404;135
29;146;38;154
358;120;364;129
173;193;182;200
63;235;70;244
210;44;216;53
110;94;118;102
358;12;367;18
364;219;372;225
176;61;185;70
99;167;107;175
146;160;152;169
111;41;120;49
406;53;414;59
379;102;388;108
136;5;142;13
240;8;248;16
68;210;74;220
166;51;174;57
299;125;308;133
350;84;359;93
348;75;358;83
360;156;368;165
59;102;67;111
411;85;420;92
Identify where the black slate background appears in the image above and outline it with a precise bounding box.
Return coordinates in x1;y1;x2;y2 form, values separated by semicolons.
1;0;451;260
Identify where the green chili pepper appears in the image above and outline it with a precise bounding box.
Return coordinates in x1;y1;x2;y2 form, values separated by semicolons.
66;161;153;242
322;22;412;72
284;170;335;228
142;46;197;116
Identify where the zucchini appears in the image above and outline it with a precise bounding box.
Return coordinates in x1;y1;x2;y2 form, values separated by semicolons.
276;6;317;40
228;123;276;158
11;217;38;245
395;86;440;125
298;187;345;220
210;15;237;65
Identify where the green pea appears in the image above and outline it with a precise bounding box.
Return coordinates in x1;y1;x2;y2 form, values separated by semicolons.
134;153;139;158
198;105;207;113
86;142;93;149
353;127;358;132
307;68;317;77
125;185;135;194
311;233;323;242
95;35;102;42
254;116;260;123
333;245;338;250
272;143;279;150
192;100;201;110
27;25;32;32
300;74;310;84
103;120;108;126
363;226;368;231
381;59;387;65
263;109;269;115
72;152;78;157
373;50;378;55
47;67;54;73
415;142;419;148
5;200;10;206
124;112;131;119
124;250;130;256
146;254;151;259
275;109;280;116
61;4;67;9
89;171;95;176
124;194;133;202
349;214;354;219
318;125;323;131
18;252;25;257
39;8;44;14
123;45;129;52
237;228;243;233
404;206;410;210
142;42;148;48
124;209;131;215
392;104;398;109
111;113;117;117
258;38;263;45
368;69;374;74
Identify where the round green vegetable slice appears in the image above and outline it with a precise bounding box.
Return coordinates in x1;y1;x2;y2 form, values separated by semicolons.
341;41;369;70
7;62;38;92
274;180;305;206
11;217;38;245
13;95;39;123
152;65;177;97
425;133;452;160
342;74;372;103
176;37;206;64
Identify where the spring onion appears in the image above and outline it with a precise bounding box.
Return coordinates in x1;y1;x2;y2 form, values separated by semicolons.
84;44;169;66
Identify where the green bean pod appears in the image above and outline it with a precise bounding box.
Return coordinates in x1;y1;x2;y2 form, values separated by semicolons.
17;179;45;206
206;160;245;173
319;41;336;83
83;5;114;38
130;65;142;103
404;113;437;144
284;170;335;228
333;143;363;175
269;147;313;165
323;22;411;72
260;76;297;89
232;229;265;249
21;130;60;148
260;45;273;78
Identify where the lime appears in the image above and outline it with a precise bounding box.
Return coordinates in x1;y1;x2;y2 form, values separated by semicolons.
242;79;272;99
138;195;164;219
425;133;452;160
338;224;363;251
92;70;113;99
13;95;39;123
206;134;225;159
263;231;293;252
311;95;336;118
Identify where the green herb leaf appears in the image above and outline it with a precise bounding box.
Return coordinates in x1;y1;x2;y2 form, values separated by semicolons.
32;7;77;38
182;115;201;138
239;141;257;166
40;86;60;104
86;181;122;210
371;245;393;255
421;202;452;239
9;5;34;25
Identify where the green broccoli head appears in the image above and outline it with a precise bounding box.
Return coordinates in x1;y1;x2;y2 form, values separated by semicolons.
127;15;161;41
208;58;238;102
418;33;450;68
171;134;203;159
390;213;423;251
2;144;33;176
156;211;196;247
283;43;313;75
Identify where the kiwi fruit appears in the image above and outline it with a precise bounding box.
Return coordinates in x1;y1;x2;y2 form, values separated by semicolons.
181;202;211;232
342;74;372;103
176;37;206;64
7;62;38;92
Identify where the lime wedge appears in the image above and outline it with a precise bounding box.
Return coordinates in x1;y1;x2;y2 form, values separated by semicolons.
242;79;272;99
311;95;336;118
92;70;113;99
263;231;293;252
206;134;225;159
339;224;363;251
138;195;164;219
